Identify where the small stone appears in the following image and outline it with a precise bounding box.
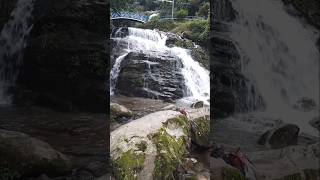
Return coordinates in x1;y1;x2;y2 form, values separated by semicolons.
191;101;204;109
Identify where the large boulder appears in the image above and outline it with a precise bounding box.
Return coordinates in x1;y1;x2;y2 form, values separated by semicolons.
257;124;300;149
0;129;72;177
110;108;210;179
116;51;186;101
110;103;133;122
15;0;108;112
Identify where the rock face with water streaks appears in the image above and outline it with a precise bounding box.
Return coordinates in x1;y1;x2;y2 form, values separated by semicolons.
14;0;108;112
110;108;210;179
210;0;264;118
116;51;186;101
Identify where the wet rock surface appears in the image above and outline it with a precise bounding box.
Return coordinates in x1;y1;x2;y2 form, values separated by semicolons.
257;124;300;149
210;1;264;119
15;0;108;112
0;0;18;30
116;51;186;101
0;129;72;177
0;106;107;179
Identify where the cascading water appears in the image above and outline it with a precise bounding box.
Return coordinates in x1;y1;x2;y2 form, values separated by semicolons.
229;0;319;136
0;0;35;104
110;27;210;104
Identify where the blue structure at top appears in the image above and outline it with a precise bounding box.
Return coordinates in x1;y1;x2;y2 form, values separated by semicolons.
111;11;149;23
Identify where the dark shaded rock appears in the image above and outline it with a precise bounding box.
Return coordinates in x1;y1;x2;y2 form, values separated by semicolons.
116;51;186;100
165;32;194;49
15;0;108;112
282;0;320;29
0;129;72;177
257;124;300;149
309;116;320;132
0;0;18;31
293;97;317;112
191;101;204;109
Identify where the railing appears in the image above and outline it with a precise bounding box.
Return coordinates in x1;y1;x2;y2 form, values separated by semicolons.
111;11;149;23
159;16;208;21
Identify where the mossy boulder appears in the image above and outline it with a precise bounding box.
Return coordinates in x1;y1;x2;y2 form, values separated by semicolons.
110;109;209;179
190;115;211;148
211;158;244;180
0;129;72;177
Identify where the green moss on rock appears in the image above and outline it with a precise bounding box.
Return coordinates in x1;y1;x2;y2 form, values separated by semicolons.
303;169;320;180
221;167;245;180
152;116;189;179
113;150;146;180
191;115;210;147
274;173;302;180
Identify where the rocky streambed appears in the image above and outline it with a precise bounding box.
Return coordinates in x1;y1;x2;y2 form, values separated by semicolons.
110;97;211;179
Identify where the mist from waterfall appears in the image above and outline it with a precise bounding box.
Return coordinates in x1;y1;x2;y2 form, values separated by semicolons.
229;0;319;136
110;27;210;104
0;0;35;104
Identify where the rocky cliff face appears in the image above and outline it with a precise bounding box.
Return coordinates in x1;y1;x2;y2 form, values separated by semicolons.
0;0;18;31
210;0;264;118
14;0;108;112
116;51;186;101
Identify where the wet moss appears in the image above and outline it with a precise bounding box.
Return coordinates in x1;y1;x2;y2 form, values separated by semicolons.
163;115;189;134
153;131;186;179
303;169;320;180
191;115;210;146
152;120;188;180
0;167;21;180
274;173;302;180
136;141;148;152
221;167;245;180
113;150;146;180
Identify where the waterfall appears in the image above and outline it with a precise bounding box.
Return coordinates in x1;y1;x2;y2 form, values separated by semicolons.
110;27;210;104
229;0;319;135
0;0;35;104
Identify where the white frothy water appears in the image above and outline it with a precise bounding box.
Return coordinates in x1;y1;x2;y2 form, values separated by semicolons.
0;0;35;104
110;27;210;103
230;0;319;136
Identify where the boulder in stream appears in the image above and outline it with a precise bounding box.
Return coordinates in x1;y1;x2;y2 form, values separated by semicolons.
0;129;72;177
110;103;133;122
257;124;299;149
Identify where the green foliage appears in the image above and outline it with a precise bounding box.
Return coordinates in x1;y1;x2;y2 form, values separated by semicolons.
110;0;134;11
152;116;189;179
0;167;21;180
197;2;210;17
172;19;209;44
174;9;188;19
138;19;176;32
